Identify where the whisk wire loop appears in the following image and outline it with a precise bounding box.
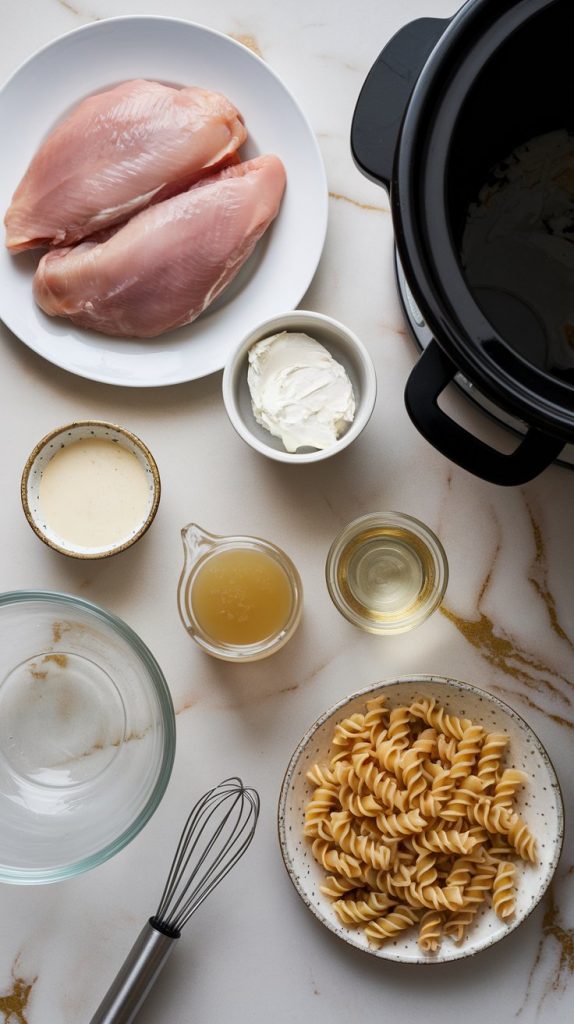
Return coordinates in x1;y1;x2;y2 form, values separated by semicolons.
90;776;259;1024
154;777;260;934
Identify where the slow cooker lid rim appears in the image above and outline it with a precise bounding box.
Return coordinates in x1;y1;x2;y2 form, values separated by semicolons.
391;0;574;433
401;0;555;109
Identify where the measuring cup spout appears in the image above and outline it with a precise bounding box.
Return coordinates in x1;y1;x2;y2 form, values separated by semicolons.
178;524;220;633
180;523;219;569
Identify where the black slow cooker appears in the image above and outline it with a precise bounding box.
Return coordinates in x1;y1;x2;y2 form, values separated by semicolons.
351;0;574;485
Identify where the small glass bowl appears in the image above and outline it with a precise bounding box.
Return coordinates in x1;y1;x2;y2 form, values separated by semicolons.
325;512;448;635
0;591;175;884
178;523;303;662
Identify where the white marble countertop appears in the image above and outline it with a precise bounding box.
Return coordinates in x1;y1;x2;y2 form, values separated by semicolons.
0;1;573;1022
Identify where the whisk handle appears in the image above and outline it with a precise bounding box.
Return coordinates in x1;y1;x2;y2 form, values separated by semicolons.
88;918;179;1024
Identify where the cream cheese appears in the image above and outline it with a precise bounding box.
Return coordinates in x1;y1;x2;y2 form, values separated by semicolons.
247;331;355;452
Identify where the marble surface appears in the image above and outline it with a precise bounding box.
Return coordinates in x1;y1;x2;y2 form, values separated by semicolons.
0;1;573;1022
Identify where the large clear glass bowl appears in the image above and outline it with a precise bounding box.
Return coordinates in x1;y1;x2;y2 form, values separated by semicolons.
0;591;175;884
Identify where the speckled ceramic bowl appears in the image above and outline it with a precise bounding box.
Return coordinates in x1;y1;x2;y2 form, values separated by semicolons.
21;420;160;559
278;676;564;964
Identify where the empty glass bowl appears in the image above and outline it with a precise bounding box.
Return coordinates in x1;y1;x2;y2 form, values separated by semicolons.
0;591;175;884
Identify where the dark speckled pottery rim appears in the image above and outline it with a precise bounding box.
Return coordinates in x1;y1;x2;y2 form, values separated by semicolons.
277;675;565;965
21;420;161;560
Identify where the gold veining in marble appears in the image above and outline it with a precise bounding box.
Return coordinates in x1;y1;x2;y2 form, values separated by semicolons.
57;0;81;13
441;606;572;707
51;619;104;644
28;654;69;681
27;663;47;681
301;651;342;686
328;191;388;214
319;490;341;521
279;683;299;695
43;653;69;669
230;34;262;57
471;532;498;607
490;684;574;731
176;696;197;716
441;503;574;724
518;883;574;1014
210;680;300;711
525;500;573;650
28;654;68;680
46;724;152;769
56;0;101;19
0;963;36;1024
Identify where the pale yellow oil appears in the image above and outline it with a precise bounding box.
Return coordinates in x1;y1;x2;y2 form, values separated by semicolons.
336;526;436;623
191;548;293;646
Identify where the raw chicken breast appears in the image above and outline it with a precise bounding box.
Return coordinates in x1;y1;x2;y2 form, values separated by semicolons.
5;79;246;252
33;155;286;338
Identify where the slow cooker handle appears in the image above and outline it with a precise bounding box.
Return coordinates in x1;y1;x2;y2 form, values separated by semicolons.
351;17;448;189
405;341;565;486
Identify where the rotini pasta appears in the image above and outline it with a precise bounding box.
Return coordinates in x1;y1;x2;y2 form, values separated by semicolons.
492;769;528;809
363;905;420;944
304;693;538;952
319;874;356;899
439;774;483;822
492;861;516;919
449;725;485;780
364;695;389;748
351;749;408;811
333;892;395;925
332;713;368;748
476;733;509;790
305;763;337;788
329;810;392;870
418;910;443;951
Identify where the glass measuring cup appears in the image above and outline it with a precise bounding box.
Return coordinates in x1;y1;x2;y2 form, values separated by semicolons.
177;524;303;662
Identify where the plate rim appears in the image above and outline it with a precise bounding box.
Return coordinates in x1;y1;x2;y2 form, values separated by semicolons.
0;15;328;387
277;673;565;965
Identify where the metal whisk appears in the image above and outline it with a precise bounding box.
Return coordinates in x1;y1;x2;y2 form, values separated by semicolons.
89;777;260;1024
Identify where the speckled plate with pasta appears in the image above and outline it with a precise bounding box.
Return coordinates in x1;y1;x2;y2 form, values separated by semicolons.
278;676;564;964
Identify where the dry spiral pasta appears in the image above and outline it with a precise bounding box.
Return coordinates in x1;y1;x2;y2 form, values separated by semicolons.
364;695;389;747
333;892;395;925
492;769;528;809
476;733;509;789
418;910;443;952
492;861;516;919
363;905;420;944
319;874;356;899
304;693;538;952
329;811;392;870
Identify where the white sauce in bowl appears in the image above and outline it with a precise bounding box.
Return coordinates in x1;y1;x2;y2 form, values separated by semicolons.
39;438;150;548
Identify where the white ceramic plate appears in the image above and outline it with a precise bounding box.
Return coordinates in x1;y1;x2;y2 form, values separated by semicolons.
0;17;328;387
278;676;564;964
